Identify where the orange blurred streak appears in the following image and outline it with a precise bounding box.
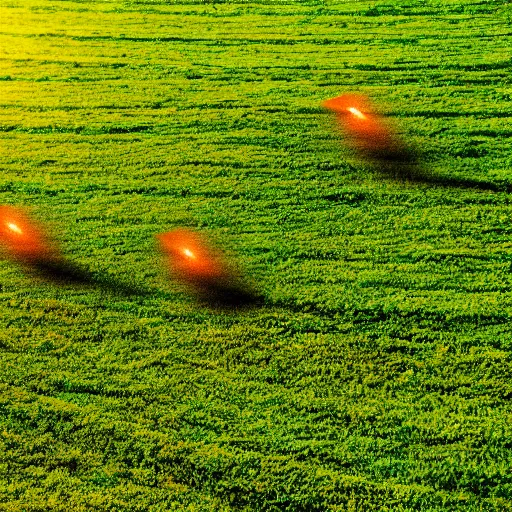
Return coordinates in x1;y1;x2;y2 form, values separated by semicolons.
0;206;57;263
157;229;229;286
323;94;399;157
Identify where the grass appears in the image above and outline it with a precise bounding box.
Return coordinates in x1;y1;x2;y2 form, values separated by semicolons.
0;0;511;510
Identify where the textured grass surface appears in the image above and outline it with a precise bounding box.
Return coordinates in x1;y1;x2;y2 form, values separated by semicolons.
1;0;512;510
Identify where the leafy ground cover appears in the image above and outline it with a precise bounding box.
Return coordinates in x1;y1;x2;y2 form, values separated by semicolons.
0;0;511;510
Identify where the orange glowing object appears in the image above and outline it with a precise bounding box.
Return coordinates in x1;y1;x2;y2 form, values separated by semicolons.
158;229;259;307
323;94;402;159
0;206;56;264
157;229;229;287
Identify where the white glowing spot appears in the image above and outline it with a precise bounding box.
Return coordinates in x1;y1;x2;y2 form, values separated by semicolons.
347;107;367;120
6;222;23;234
183;248;196;259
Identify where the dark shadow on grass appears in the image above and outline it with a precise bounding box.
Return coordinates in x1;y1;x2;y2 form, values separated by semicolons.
31;259;150;296
369;148;511;193
193;281;264;310
31;258;264;305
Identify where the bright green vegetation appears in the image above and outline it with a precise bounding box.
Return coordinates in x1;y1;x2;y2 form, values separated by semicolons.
1;0;511;510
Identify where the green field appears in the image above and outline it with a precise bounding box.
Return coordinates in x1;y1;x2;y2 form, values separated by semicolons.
1;0;512;510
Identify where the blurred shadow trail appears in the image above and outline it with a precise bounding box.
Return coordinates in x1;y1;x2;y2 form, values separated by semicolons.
194;281;264;310
32;259;150;297
374;151;510;193
32;259;264;306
